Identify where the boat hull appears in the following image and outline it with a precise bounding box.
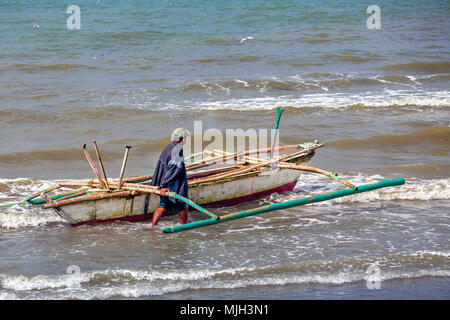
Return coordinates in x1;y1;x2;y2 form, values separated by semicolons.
57;168;301;226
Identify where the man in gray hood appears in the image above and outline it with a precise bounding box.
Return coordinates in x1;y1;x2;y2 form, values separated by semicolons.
151;128;189;226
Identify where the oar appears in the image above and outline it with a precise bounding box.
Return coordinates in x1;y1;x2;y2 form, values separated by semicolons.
117;145;132;190
92;140;110;190
269;107;284;160
82;144;104;187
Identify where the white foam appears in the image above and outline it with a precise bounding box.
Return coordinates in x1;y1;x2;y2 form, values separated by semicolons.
2;264;449;300
0;178;77;228
413;251;450;258
378;269;450;282
223;224;278;234
105;89;450;111
290;217;330;227
184;91;450;111
293;174;450;203
1;249;449;299
0;292;17;300
0;178;59;197
0;211;64;229
0;272;93;291
47;268;450;299
334;178;450;203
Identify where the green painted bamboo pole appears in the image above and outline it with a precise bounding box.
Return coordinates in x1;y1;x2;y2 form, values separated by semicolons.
0;202;26;209
269;107;284;160
162;178;405;234
0;188;89;209
166;192;219;220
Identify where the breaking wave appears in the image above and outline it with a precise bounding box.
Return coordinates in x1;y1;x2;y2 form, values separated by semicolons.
1;83;449;115
294;174;450;203
0;210;65;229
0;178;66;228
176;73;449;93
0;251;448;299
185;93;450;111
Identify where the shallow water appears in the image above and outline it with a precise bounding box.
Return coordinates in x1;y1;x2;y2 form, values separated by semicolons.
0;0;449;300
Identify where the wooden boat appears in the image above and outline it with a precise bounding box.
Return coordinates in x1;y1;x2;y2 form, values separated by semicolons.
1;108;405;233
22;141;324;226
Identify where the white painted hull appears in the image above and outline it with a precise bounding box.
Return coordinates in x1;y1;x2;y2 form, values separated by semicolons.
55;168;302;225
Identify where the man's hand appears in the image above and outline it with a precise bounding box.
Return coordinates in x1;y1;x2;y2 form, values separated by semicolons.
160;188;169;196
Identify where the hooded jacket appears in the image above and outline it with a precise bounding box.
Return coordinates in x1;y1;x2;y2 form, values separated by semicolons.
151;141;188;210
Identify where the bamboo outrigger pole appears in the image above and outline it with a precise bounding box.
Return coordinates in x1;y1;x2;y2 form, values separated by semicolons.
162;178;405;234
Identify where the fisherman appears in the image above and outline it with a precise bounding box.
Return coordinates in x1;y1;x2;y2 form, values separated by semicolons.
151;128;189;226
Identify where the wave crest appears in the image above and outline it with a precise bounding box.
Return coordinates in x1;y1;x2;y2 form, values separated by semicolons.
1;251;448;299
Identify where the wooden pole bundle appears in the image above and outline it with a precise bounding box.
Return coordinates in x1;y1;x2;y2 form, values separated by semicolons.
43;182;161;209
30;141;325;212
55;190;88;202
43;191;134;209
185;144;303;170
188;144;324;186
208;149;356;190
58;165;238;190
30;137;324;211
44;181;217;220
59;179;159;192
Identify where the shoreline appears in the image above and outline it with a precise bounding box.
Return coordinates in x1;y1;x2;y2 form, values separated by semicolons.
153;277;450;300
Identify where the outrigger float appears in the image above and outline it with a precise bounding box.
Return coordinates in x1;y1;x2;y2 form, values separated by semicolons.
1;108;405;233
